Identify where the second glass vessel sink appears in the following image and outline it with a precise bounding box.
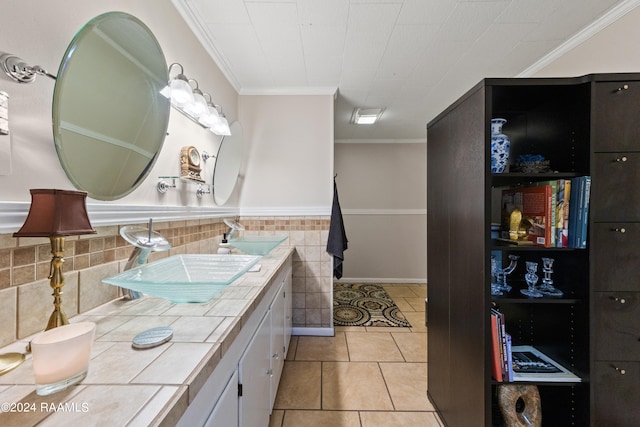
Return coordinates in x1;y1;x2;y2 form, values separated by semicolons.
102;254;261;303
228;235;287;255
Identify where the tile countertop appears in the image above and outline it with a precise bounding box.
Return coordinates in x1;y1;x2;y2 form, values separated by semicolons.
0;246;295;427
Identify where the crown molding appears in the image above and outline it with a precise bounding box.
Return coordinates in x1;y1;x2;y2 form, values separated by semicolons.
170;0;242;92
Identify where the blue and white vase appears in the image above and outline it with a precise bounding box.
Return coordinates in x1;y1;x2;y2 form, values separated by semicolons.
491;118;510;173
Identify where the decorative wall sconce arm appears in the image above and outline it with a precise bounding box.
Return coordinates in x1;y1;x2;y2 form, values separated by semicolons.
1;53;56;83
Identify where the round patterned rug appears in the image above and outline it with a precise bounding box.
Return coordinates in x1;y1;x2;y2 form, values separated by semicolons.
333;283;411;327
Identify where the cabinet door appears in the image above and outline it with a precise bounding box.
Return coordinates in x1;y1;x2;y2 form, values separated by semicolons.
593;361;640;427
283;273;292;358
270;283;286;409
591;153;640;222
593;81;640;152
591;223;640;291
204;369;239;427
593;292;640;360
239;310;272;427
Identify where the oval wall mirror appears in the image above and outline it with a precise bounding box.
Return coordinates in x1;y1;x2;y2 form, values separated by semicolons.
213;121;244;205
52;12;170;201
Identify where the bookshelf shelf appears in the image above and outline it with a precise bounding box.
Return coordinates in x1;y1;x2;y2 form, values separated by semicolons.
492;296;582;305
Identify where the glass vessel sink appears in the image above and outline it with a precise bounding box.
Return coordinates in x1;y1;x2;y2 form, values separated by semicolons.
102;254;260;303
228;235;287;255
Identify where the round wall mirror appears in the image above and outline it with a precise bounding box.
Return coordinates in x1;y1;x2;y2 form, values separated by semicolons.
52;12;170;201
213;121;244;205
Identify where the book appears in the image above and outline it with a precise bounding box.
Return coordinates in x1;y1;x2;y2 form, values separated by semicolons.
578;176;591;249
502;185;554;247
490;311;503;382
568;177;582;248
505;333;514;382
534;180;557;247
498;311;509;380
511;345;581;382
568;176;591;248
557;179;571;248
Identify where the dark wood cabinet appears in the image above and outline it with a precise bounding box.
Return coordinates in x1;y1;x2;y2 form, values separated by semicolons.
591;77;640;425
426;73;640;426
591;152;640;222
593;361;640;427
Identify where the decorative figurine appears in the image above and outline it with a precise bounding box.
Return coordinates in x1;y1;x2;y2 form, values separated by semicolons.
539;257;563;297
521;261;543;298
491;254;519;296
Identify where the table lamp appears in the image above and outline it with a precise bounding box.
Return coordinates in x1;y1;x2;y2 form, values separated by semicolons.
13;189;96;330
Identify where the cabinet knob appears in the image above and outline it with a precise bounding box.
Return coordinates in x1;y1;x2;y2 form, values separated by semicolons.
273;352;280;360
612;365;626;375
266;368;273;377
615;156;628;162
612;227;626;233
611;296;627;304
616;84;630;92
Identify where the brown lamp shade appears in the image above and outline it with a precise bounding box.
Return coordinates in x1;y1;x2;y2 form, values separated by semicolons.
13;189;96;237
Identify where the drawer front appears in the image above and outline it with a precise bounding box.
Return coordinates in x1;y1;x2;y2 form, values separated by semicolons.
593;361;640;427
591;153;640;222
593;292;640;360
593;81;640;152
591;223;640;291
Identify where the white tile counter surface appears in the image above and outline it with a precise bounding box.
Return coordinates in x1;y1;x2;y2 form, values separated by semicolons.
0;246;294;427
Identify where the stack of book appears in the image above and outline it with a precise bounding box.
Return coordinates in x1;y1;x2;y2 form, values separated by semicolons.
491;308;581;383
500;176;591;248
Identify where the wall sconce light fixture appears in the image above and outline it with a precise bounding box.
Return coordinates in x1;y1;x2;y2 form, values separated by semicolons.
161;62;232;135
13;189;96;331
0;53;56;83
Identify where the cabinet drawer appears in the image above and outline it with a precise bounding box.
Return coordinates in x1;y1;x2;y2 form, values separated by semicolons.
593;292;640;360
591;153;640;222
593;361;640;427
593;80;640;152
591;223;640;291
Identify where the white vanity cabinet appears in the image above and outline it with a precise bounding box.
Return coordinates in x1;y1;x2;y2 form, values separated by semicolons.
269;278;287;409
203;370;239;427
240;270;292;425
239;309;272;427
178;255;292;427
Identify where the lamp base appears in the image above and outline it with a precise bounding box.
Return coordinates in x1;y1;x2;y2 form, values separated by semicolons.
46;308;69;331
45;236;69;331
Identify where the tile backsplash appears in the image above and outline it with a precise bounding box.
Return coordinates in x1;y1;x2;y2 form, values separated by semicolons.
0;216;331;347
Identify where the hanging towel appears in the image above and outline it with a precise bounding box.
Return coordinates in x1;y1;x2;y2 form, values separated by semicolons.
326;179;348;279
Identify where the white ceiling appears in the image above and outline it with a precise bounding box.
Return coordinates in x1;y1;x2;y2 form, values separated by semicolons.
172;0;636;142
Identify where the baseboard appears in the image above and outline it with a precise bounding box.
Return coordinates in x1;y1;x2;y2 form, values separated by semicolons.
336;277;427;284
292;327;334;337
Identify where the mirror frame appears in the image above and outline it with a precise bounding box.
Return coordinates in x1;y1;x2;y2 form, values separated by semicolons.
52;11;170;201
213;121;244;205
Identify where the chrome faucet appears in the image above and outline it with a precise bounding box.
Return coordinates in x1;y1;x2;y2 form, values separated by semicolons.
224;217;244;240
120;219;171;299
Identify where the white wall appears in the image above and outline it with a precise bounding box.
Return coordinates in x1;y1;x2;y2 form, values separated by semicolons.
531;5;640;77
334;142;427;282
238;95;334;214
0;0;238;212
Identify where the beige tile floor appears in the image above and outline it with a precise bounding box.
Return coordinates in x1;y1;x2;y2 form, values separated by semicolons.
270;284;444;427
